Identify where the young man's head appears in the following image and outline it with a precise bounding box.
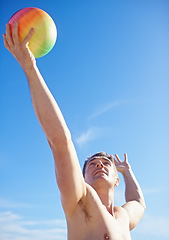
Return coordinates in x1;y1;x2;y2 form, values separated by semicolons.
83;152;119;189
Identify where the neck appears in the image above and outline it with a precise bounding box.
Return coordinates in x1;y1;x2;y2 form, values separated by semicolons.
94;186;115;215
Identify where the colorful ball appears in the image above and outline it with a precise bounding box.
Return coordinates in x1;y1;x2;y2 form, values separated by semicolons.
8;7;57;58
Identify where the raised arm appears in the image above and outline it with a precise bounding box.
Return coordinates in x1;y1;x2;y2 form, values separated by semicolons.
114;154;146;230
3;22;86;217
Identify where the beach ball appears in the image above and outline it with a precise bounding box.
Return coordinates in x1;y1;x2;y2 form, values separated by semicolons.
8;7;57;58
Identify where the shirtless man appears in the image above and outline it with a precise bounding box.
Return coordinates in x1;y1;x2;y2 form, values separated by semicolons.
3;22;146;240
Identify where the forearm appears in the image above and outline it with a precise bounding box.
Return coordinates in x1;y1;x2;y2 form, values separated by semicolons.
4;22;70;146
24;62;71;145
123;168;146;209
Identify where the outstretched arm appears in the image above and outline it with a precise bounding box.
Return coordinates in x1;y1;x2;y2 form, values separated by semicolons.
3;22;86;217
114;154;146;230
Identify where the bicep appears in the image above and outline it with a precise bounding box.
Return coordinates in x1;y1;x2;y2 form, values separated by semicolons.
122;201;145;230
50;138;86;217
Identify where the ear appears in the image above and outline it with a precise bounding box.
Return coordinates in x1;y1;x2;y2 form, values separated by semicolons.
114;177;119;187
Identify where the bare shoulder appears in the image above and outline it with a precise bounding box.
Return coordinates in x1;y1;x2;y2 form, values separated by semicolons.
114;206;130;222
114;206;128;215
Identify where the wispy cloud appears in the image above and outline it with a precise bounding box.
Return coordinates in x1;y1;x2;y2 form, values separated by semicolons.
143;187;168;195
135;214;169;238
89;100;129;120
0;197;31;209
75;127;101;147
75;99;130;147
0;211;67;240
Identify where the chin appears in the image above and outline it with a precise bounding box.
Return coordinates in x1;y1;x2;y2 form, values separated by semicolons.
91;176;112;188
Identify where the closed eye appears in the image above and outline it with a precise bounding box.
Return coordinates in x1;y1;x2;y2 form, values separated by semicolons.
103;161;111;166
89;162;95;166
90;162;95;165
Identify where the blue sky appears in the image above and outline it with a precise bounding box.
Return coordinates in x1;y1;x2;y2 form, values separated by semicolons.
0;0;169;239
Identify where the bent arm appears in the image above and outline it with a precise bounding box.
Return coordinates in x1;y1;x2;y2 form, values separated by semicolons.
115;154;146;230
122;167;146;230
123;167;146;208
3;22;86;217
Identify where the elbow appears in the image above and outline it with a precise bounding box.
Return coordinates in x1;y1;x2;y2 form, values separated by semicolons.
142;202;146;211
134;198;146;212
140;198;146;211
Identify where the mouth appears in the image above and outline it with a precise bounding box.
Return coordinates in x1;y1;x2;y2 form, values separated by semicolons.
94;170;108;176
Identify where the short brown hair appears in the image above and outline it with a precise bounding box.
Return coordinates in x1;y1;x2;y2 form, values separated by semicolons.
83;151;117;177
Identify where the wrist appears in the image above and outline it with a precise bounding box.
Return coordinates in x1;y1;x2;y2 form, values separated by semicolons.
22;58;37;76
16;49;37;75
121;166;132;177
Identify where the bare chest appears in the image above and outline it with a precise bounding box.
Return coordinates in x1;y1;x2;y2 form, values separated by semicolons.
67;207;131;240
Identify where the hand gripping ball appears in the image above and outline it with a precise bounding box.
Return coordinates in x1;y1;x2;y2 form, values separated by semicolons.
8;7;57;58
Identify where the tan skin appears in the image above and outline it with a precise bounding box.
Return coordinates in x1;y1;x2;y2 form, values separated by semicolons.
3;22;146;240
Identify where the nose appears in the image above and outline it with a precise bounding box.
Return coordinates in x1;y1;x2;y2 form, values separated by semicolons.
96;160;104;168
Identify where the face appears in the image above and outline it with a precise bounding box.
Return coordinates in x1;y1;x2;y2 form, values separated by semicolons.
84;157;119;189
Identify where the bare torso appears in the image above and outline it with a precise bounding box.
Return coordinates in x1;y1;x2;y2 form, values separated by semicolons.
66;185;131;240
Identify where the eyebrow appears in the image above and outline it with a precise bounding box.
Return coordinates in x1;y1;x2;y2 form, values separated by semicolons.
87;157;112;164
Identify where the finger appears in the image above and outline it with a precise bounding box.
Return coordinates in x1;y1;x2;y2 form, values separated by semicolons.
110;155;116;163
115;154;122;162
5;23;14;47
3;34;12;53
124;153;128;162
12;21;20;44
110;155;115;160
22;28;34;46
